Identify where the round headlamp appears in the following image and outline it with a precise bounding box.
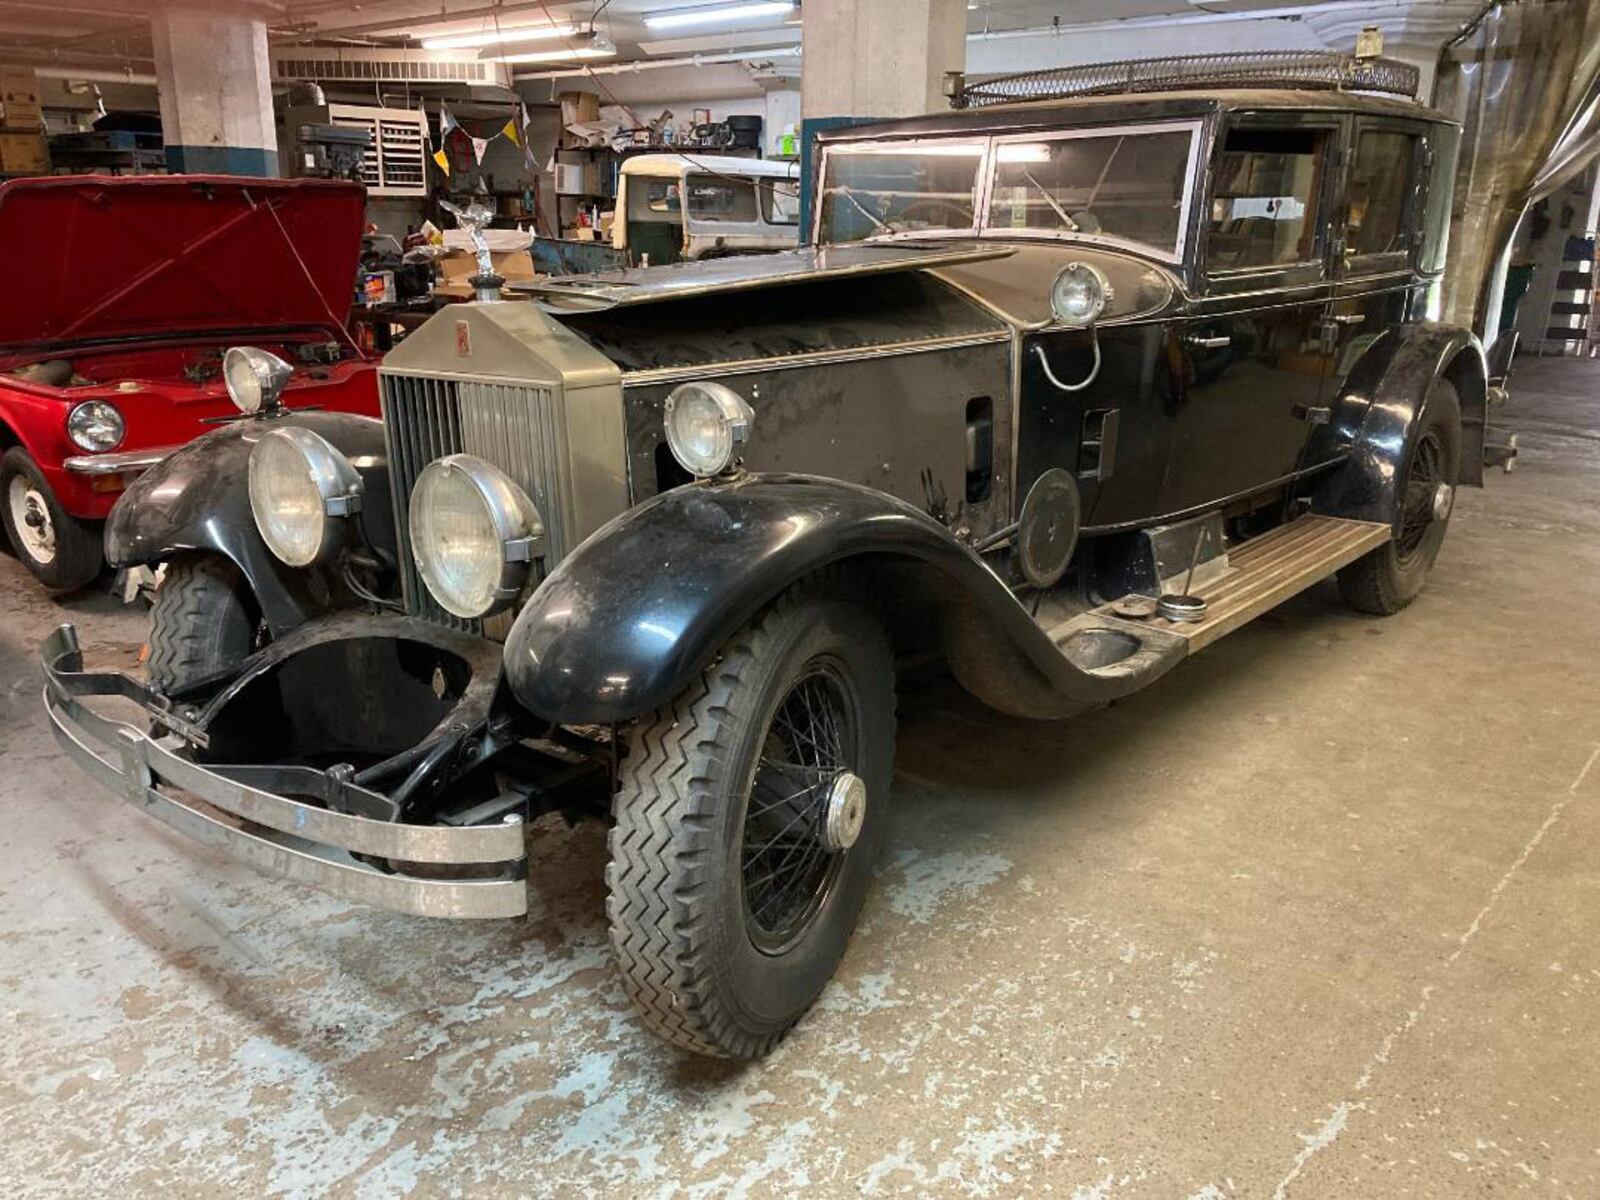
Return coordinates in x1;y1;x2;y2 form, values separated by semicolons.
663;381;754;479
1049;262;1113;327
409;455;544;620
247;426;364;567
224;346;294;415
66;400;124;452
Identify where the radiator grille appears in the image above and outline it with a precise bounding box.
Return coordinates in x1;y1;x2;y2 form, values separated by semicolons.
381;372;565;636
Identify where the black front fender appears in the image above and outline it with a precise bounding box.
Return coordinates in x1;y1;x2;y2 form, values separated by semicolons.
503;474;1180;726
106;412;391;635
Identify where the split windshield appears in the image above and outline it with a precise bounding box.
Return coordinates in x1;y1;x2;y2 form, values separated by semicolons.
817;122;1198;259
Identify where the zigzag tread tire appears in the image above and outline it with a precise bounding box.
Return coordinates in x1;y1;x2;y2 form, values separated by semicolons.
606;577;896;1059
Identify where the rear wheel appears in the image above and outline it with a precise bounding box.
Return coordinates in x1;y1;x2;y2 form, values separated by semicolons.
1337;379;1462;615
0;448;102;591
607;579;896;1058
148;552;261;696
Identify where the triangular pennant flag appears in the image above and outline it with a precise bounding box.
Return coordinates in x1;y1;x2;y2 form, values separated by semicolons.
471;135;490;164
501;117;520;147
439;104;460;137
519;102;539;172
432;146;451;176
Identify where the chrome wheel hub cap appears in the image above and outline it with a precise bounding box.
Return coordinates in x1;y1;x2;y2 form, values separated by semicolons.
7;476;55;564
821;772;867;853
1431;482;1454;522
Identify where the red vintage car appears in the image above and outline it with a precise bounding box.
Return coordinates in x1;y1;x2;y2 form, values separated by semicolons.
0;175;379;590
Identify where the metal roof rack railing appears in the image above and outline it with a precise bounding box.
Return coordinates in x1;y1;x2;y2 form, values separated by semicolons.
949;51;1422;109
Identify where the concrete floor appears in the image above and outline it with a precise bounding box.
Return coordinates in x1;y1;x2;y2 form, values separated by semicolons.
1;356;1597;1198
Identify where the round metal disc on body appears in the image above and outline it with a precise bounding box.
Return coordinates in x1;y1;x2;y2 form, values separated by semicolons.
1157;592;1208;623
1430;482;1455;522
1111;593;1159;620
1016;468;1082;590
821;771;868;853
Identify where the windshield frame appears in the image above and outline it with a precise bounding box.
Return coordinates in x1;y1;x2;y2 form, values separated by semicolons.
814;118;1207;264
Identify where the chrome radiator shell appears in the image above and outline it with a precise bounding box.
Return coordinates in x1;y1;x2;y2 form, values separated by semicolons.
377;302;629;635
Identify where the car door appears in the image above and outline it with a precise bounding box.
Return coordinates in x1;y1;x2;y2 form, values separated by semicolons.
1161;113;1339;516
1320;119;1430;425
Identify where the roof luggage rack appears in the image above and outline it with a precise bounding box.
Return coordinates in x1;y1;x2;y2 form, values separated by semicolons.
949;51;1422;109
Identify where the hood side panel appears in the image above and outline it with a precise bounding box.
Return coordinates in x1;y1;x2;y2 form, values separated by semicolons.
557;272;1008;375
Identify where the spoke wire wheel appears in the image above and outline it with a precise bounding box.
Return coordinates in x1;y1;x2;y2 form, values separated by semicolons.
741;662;860;954
1395;427;1444;563
7;474;57;565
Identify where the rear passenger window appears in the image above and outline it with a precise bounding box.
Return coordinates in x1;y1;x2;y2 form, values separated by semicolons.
1206;128;1326;270
1345;130;1417;258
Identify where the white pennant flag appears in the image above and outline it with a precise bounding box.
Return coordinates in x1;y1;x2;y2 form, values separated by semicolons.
471;136;490;164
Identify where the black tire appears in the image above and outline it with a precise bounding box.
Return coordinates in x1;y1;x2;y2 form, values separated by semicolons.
0;447;102;591
607;578;897;1059
1337;379;1462;615
148;552;259;696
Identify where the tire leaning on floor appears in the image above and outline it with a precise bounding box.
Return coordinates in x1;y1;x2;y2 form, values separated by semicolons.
147;552;261;696
0;447;102;591
1337;378;1462;616
607;576;897;1058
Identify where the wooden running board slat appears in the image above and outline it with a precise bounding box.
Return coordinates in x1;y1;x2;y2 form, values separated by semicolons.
1092;515;1391;654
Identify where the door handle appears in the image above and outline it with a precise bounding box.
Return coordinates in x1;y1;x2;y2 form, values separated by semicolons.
1327;313;1366;326
1185;335;1232;349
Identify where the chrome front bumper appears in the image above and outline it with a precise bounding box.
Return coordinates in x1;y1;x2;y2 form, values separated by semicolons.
41;624;528;919
62;445;177;475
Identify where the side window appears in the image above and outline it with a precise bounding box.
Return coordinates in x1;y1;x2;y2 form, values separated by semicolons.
760;181;801;226
1206;127;1327;271
630;180;681;220
1345;130;1417;258
685;176;759;223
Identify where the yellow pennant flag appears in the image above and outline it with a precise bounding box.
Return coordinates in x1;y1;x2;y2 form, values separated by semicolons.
501;118;520;147
432;146;451;176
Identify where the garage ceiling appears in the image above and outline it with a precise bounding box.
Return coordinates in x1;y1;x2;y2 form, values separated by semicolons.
1;0;1481;82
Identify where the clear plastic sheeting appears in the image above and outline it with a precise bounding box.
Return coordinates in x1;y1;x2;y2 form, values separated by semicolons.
1433;0;1600;332
952;52;1422;109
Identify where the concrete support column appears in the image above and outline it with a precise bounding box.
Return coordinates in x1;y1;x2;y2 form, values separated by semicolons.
151;5;278;176
797;0;966;237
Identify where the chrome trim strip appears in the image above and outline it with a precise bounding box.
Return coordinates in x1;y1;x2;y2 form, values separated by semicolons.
1081;458;1344;535
619;331;1013;388
62;446;176;475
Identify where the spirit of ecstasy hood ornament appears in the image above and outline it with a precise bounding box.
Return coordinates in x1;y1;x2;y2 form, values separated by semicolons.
440;197;502;302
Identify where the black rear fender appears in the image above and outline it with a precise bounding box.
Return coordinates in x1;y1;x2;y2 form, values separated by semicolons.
502;474;1174;726
1312;323;1486;526
105;412;392;635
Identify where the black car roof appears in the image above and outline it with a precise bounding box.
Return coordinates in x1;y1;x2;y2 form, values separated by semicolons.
817;88;1454;144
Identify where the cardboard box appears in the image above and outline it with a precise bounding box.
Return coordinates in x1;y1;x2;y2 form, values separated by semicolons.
0;70;43;132
0;132;49;175
558;91;601;147
433;247;537;299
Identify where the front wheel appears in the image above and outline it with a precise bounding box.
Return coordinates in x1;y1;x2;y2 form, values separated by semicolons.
1337;379;1462;616
607;579;896;1058
147;552;262;696
0;448;102;591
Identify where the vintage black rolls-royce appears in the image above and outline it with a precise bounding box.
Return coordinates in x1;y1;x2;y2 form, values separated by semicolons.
43;54;1486;1058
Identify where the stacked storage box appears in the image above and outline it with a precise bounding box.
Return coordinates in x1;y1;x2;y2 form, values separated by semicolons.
0;70;48;176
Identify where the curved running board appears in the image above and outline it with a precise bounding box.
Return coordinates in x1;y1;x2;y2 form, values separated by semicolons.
1045;515;1391;685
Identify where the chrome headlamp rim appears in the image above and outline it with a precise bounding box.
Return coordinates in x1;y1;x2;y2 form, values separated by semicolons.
408;454;545;621
247;425;365;568
224;346;294;416
65;399;125;453
1049;261;1114;328
663;380;755;479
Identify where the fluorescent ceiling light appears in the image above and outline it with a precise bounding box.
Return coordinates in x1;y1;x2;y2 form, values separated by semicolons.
422;22;576;50
489;38;617;64
644;2;798;31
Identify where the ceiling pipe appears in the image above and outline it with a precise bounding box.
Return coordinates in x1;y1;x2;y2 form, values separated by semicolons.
513;45;800;81
35;65;157;85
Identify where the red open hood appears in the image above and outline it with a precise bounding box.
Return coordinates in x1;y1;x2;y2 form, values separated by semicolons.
0;175;365;353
